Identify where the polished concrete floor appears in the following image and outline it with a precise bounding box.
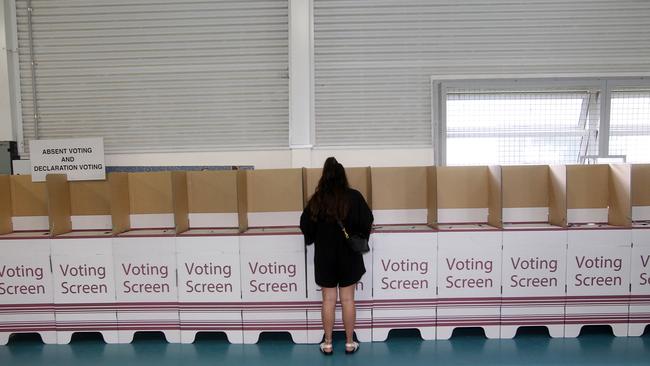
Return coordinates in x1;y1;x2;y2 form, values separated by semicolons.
1;327;649;366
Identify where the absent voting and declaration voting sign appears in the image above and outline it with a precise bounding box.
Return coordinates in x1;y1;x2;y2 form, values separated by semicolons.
29;138;105;182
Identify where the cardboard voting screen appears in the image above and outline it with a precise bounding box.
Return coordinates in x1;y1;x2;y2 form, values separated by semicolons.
566;164;631;226
109;171;179;233
0;175;11;234
182;170;243;230
370;166;434;225
46;174;72;236
501;165;567;227
631;164;650;221
436;166;501;226
245;169;303;227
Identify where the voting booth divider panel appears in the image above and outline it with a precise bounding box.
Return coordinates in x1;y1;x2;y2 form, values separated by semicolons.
240;169;308;344
565;165;632;337
176;170;244;344
369;167;436;341
109;172;181;343
630;164;650;336
500;165;568;339
0;175;55;344
435;166;502;340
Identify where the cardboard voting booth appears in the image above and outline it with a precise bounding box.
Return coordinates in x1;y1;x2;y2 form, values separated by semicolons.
239;169;308;344
303;167;373;343
370;167;437;341
175;170;244;344
500;165;567;338
110;172;181;343
630;164;650;336
565;165;632;337
0;175;56;345
48;175;118;344
436;166;502;340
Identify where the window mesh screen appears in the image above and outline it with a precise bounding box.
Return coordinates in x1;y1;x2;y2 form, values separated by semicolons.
609;90;650;163
445;90;599;165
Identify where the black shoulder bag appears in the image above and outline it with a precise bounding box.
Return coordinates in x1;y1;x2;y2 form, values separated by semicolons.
337;219;370;254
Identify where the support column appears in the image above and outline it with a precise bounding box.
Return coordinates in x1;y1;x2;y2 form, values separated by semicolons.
289;0;314;167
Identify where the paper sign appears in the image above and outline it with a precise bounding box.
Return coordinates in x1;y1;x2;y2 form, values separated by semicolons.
29;138;105;182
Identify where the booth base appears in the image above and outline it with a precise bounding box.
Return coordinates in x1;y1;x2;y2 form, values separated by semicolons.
0;331;57;345
56;330;119;344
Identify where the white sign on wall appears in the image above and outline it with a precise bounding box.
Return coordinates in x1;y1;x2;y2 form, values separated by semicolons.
29;137;105;182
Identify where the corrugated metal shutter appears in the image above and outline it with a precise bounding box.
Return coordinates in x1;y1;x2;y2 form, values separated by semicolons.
16;0;289;154
314;0;650;148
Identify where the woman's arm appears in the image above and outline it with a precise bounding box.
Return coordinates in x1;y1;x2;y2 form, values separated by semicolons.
357;191;374;238
300;207;317;245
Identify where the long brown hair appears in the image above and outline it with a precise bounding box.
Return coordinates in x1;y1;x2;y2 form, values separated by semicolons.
307;157;350;221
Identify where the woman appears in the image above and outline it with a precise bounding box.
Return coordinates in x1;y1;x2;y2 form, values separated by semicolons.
300;157;373;355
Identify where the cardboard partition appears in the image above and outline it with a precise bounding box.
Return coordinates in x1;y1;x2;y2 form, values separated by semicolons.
436;166;489;209
245;169;303;228
302;167;372;207
566;165;609;210
237;169;248;233
172;171;189;234
436;166;496;225
184;170;241;230
10;174;48;218
370;167;431;224
108;173;131;235
501;165;567;227
109;171;178;233
426;166;437;227
69;181;111;217
501;165;549;209
186;170;239;214
46;174;72;236
487;165;502;228
0;175;11;234
549;165;567;227
608;164;631;227
631;164;650;221
128;172;174;215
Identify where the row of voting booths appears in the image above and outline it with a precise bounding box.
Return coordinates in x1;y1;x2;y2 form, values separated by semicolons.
0;164;649;344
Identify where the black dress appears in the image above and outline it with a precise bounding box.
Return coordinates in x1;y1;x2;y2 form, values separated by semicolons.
300;188;374;288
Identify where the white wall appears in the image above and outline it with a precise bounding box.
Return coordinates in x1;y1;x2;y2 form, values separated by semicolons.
0;1;15;141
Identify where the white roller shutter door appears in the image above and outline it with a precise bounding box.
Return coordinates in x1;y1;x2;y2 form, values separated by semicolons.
16;0;289;154
314;0;650;147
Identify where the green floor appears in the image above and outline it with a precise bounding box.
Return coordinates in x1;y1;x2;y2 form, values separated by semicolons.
1;327;649;366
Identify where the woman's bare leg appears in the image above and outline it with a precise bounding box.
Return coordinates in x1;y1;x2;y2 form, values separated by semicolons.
321;287;337;344
338;284;356;345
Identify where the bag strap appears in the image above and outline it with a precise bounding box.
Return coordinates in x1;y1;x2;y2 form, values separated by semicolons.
336;219;350;239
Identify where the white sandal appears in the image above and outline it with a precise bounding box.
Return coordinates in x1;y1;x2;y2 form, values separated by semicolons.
319;341;333;355
345;341;359;354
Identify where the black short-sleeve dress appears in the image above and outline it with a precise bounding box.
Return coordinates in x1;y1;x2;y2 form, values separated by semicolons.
300;189;374;288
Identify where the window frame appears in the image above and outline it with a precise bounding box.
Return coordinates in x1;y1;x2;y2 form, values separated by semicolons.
432;77;650;166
